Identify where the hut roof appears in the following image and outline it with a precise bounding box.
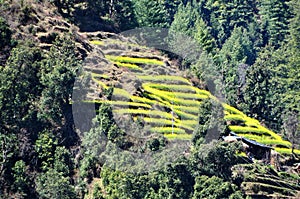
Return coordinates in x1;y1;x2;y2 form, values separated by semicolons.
229;132;273;149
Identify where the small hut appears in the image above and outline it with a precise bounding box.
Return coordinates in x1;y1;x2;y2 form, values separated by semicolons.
223;132;273;164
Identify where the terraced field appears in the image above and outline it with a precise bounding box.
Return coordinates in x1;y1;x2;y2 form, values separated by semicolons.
83;37;300;155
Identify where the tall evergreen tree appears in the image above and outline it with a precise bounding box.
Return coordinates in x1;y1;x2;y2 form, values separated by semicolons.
259;0;291;48
218;27;255;107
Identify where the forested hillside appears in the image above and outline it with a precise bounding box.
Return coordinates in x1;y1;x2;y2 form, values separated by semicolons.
0;0;299;198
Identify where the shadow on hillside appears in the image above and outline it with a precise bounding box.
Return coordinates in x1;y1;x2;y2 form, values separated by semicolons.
72;9;117;33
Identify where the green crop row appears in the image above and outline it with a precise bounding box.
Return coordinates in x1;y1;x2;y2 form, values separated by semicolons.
105;39;148;49
222;104;245;115
143;84;201;106
145;83;198;93
162;91;209;100
90;100;151;109
142;117;193;131
164;133;193;140
229;126;273;136
91;73;110;79
224;114;246;122
173;105;199;114
114;109;174;119
113;88;132;99
90;40;104;45
106;55;164;66
131;96;157;105
91;76;108;89
143;117;178;125
112;61;143;70
230;125;283;140
172;109;198;120
237;134;292;148
137;75;191;85
275;148;300;155
149;127;186;134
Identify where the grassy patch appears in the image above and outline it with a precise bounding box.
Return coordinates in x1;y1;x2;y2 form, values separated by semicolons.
106;55;164;66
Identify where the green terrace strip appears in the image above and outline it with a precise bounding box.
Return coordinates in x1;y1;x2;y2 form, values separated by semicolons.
137;75;192;85
162;91;209;100
90;40;104;45
105;39;148;49
142;118;193;131
173;105;199;114
91;73;110;79
112;61;143;70
85;100;152;109
114;109;174;119
222;104;246;116
275;148;300;155
172;109;198;120
224;114;246;122
149;127;186;134
228;126;281;139
255;126;283;140
145;83;199;93
131;96;158;105
113;88;132;99
91;76;108;89
105;55;164;66
164;134;193;140
143;85;202;106
178;120;198;127
237;134;292;148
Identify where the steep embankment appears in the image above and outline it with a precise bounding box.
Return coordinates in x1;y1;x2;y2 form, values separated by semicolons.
79;32;300;156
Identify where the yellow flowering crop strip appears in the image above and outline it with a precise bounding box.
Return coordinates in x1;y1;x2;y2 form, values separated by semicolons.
149;127;186;134
138;75;192;85
106;55;164;66
275;148;300;155
90;40;104;45
164;134;193;140
112;61;143;70
237;134;292;148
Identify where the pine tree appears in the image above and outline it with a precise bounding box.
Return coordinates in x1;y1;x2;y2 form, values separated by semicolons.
219;27;255;107
194;17;217;54
169;2;199;36
133;0;169;28
259;0;291;48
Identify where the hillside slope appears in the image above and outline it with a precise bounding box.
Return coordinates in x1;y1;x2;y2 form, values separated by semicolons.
79;33;299;156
